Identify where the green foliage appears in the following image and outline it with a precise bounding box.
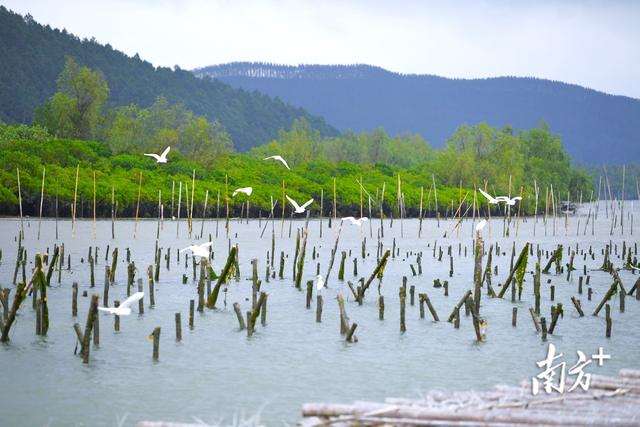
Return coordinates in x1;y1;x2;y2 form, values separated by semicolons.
100;97;232;165
0;127;467;217
34;57;108;140
250;121;433;169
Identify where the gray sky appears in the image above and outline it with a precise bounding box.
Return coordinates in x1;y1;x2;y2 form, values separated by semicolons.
4;0;639;98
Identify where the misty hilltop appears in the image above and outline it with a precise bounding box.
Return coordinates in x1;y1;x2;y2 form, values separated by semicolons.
195;62;640;164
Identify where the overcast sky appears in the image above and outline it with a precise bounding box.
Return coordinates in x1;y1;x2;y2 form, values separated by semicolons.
4;0;639;98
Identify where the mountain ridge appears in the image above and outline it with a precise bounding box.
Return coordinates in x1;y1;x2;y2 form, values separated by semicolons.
0;9;338;151
195;62;640;164
196;62;638;99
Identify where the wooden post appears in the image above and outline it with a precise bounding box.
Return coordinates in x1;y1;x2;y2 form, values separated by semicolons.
103;266;110;307
72;283;78;316
306;280;313;309
399;287;406;333
114;300;120;332
512;307;517;327
378;295;384;320
189;299;194;329
175;313;182;341
81;294;99;363
233;303;246;329
150;327;160;360
316;295;323;322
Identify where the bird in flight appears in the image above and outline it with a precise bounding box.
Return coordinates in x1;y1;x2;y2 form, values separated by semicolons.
180;242;214;258
263;155;290;170
478;188;521;206
286;195;314;214
495;196;522;206
144;146;171;163
478;188;500;204
342;216;369;227
233;187;253;197
98;292;144;316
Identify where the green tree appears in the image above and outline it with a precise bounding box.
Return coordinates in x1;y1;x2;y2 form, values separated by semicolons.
34;57;109;139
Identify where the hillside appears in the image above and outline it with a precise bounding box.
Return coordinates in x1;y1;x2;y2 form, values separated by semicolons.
0;8;337;151
195;62;640;164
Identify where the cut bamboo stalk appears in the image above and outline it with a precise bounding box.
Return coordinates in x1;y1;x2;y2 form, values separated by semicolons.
37;167;45;240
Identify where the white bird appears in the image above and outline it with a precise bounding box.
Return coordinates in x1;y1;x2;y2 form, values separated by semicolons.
478;188;500;204
143;146;171;163
316;274;325;290
180;241;213;258
342;216;369;226
286;195;314;214
98;292;144;316
475;219;487;232
232;187;253;197
263;155;290;170
495;196;522;206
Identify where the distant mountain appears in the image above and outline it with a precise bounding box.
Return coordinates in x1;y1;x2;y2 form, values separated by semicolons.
195;62;640;164
0;9;337;151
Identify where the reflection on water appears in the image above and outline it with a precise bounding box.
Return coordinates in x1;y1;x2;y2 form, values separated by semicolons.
1;205;639;426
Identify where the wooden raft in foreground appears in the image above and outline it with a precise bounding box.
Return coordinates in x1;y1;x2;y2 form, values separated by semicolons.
299;369;640;427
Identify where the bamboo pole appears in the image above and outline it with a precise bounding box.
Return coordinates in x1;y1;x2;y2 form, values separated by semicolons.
176;182;182;238
134;171;142;239
37;167;45;240
92;171;97;240
72;164;79;238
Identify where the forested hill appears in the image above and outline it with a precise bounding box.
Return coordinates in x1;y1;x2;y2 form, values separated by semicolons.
195;62;640;164
0;8;337;151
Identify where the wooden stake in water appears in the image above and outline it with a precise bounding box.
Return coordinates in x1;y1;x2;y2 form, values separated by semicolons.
110;186;115;239
190;169;196;238
149;327;160;360
176;182;182;238
37;167;45;240
200;189;209;238
89;170;96;240
72;164;79;238
134;171;142;239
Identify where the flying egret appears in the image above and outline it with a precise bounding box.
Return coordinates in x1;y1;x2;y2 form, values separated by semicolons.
342;216;369;226
180;242;213;258
263;155;290;170
316;274;325;290
143;146;171;164
232;187;253;197
495;196;522;206
98;292;144;316
286;195;314;214
478;188;500;204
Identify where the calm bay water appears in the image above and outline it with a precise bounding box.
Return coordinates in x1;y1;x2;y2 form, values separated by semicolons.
1;204;639;426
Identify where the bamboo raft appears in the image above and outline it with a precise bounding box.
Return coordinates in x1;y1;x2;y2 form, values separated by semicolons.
136;370;640;427
298;369;640;427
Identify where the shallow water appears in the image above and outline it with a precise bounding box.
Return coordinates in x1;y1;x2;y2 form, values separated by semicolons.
1;205;639;426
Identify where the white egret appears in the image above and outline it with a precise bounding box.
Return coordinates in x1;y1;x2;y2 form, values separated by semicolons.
342;216;369;227
232;187;253;197
316;274;325;290
478;188;500;204
263;155;290;170
475;219;487;232
143;146;171;164
98;292;144;316
286;195;314;214
496;196;522;206
180;241;213;258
